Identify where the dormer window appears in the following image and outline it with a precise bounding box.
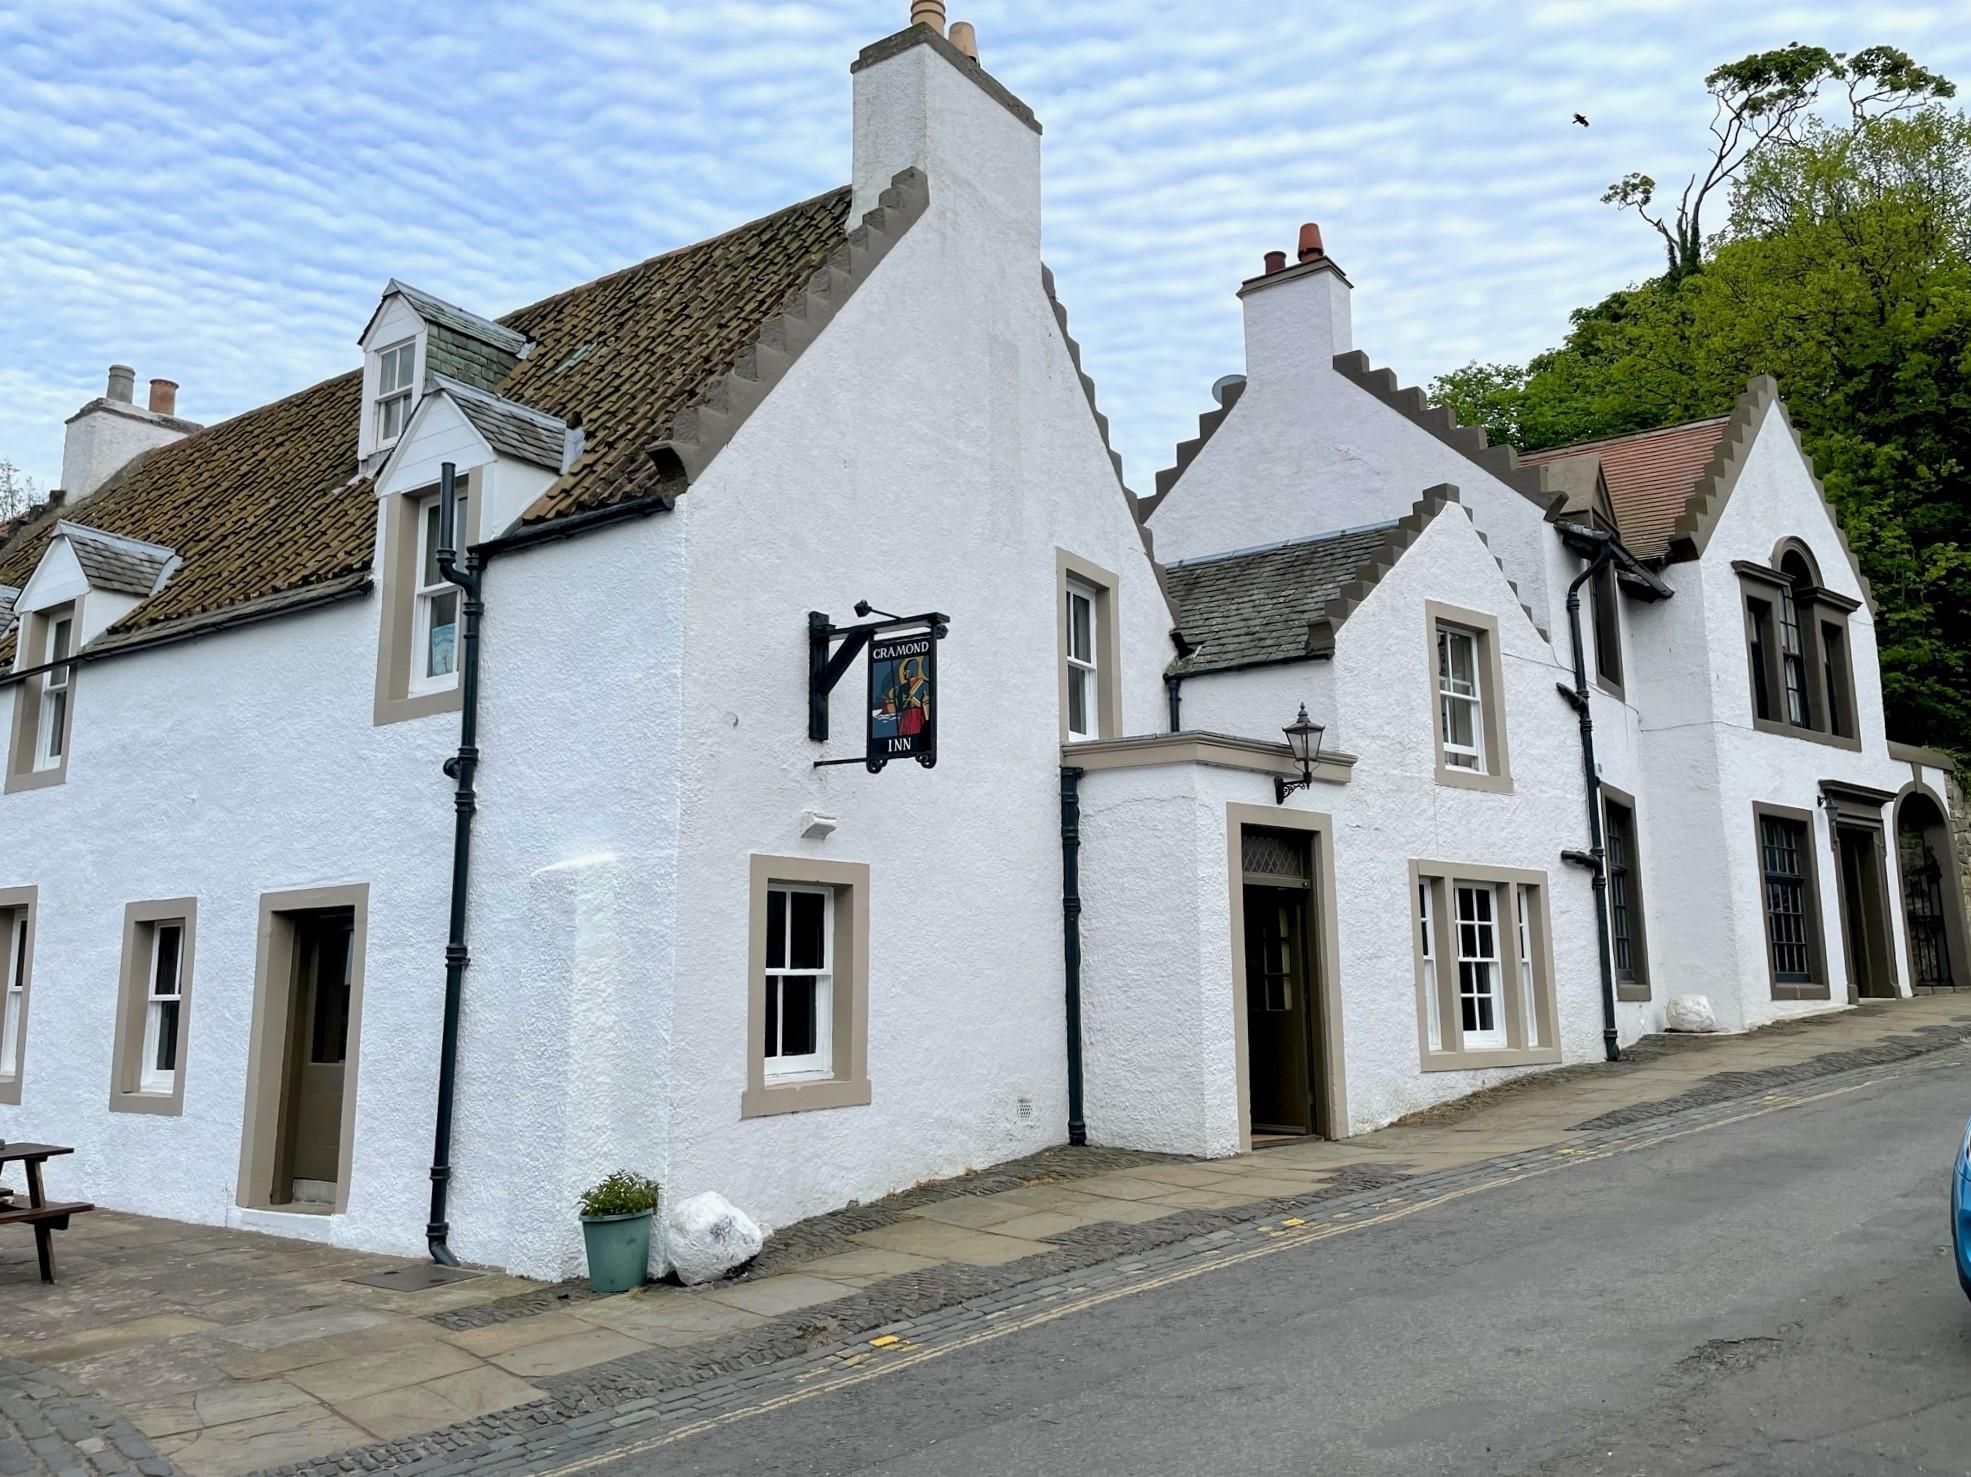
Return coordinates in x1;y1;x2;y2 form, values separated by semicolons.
36;610;73;769
376;340;417;446
411;490;466;693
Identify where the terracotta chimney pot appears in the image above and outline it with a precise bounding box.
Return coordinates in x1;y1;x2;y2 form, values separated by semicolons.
948;20;978;59
1264;249;1288;274
1298;222;1325;262
910;0;946;34
148;378;179;417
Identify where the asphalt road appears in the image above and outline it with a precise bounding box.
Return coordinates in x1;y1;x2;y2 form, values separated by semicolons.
596;1052;1971;1476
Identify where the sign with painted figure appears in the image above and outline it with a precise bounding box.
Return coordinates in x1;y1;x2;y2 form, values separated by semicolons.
867;633;936;770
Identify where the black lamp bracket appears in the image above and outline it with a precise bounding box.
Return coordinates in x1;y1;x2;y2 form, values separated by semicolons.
808;607;949;743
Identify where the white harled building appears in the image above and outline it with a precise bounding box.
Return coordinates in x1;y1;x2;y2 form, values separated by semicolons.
1;8;1961;1280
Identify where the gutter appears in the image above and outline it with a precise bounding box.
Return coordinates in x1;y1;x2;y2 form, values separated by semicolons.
0;576;373;687
423;466;679;1266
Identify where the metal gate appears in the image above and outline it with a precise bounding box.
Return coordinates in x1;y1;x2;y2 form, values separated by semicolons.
1899;827;1955;989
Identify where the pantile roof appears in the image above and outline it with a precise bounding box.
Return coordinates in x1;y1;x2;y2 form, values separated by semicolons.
1521;417;1730;559
0;184;860;663
1165;521;1401;676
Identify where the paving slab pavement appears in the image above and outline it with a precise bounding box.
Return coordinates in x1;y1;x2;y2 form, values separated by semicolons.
1;990;1965;1475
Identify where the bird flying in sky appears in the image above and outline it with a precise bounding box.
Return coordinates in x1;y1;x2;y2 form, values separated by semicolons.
1572;113;1590;127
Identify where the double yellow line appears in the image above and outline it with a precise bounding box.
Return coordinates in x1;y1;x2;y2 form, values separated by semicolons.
537;1063;1936;1474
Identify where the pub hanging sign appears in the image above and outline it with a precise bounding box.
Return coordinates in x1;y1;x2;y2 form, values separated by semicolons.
809;603;949;774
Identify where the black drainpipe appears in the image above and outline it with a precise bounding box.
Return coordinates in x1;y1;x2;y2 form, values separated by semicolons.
420;468;679;1265
1559;547;1621;1064
1060;765;1087;1146
1165;675;1183;734
426;462;481;1265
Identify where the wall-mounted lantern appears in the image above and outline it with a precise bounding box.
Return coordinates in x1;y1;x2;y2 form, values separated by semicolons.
1276;704;1326;803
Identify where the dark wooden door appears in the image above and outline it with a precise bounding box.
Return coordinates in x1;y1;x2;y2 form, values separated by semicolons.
1245;884;1314;1135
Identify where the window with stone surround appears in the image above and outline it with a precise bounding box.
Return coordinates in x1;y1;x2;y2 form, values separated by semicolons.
1410;862;1557;1070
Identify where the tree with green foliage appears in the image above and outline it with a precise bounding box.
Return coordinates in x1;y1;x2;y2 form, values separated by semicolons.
1431;52;1971;750
1602;43;1953;279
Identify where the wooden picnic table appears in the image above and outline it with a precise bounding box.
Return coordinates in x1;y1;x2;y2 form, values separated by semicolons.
0;1142;93;1283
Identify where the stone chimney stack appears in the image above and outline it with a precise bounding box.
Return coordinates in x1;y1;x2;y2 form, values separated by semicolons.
60;364;201;500
851;5;1039;247
1238;221;1353;384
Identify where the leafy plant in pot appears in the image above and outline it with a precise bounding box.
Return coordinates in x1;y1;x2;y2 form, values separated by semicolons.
578;1170;660;1294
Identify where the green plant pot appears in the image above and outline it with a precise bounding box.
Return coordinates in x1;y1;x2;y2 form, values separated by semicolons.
581;1209;653;1294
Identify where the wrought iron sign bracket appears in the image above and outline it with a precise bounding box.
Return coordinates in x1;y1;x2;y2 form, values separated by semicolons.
809;606;949;751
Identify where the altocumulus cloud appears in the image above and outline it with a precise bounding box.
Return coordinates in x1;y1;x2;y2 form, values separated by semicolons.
3;0;1967;494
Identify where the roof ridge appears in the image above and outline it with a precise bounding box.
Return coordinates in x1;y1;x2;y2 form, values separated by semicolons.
53;520;177;560
1161;519;1402;571
1521;413;1732;463
495;184;856;330
427;374;565;430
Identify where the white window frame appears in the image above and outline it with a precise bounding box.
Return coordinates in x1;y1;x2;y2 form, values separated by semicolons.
1419;880;1442;1052
1065;577;1099;743
375;339;417;447
408;490;467;696
763;881;834;1082
1454;883;1507;1049
1514;883;1541;1049
1;908;26;1080
138;921;185;1095
35;610;73;770
1436;623;1484;772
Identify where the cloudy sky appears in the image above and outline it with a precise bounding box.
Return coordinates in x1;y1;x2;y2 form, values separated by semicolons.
4;0;1966;497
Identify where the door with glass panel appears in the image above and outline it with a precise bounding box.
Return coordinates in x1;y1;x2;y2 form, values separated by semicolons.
1239;826;1325;1139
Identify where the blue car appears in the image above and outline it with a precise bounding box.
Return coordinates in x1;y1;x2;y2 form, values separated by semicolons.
1957;1115;1971;1301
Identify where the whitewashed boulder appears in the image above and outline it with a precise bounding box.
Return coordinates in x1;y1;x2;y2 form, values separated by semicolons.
1665;994;1718;1032
665;1191;764;1285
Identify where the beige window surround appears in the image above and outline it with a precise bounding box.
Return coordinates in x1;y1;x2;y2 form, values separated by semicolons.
1590;564;1624;699
1425;600;1512;794
1752;801;1830;1001
1735;555;1861;753
373;471;481;727
1224;802;1348;1151
0;885;37;1106
1409;859;1560;1071
236;883;370;1215
742;854;871;1120
108;898;198;1116
1056;549;1123;744
1601;783;1650;1002
5;598;83;794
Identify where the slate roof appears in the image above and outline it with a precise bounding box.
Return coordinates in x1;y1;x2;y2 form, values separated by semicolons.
384;279;532;356
1520;417;1730;559
56;522;175;597
427;376;567;472
0;184;859;663
1165;521;1402;676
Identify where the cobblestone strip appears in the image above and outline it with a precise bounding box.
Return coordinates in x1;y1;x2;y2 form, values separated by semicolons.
256;1037;1971;1476
0;1357;176;1477
1569;1022;1970;1130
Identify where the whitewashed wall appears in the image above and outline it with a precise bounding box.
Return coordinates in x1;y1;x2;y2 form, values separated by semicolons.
1659;402;1926;1030
1143;264;1557;628
0;596;457;1259
657;38;1176;1236
1082;507;1612;1159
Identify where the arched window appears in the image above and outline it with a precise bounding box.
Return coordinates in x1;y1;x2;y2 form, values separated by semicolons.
1736;539;1859;749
